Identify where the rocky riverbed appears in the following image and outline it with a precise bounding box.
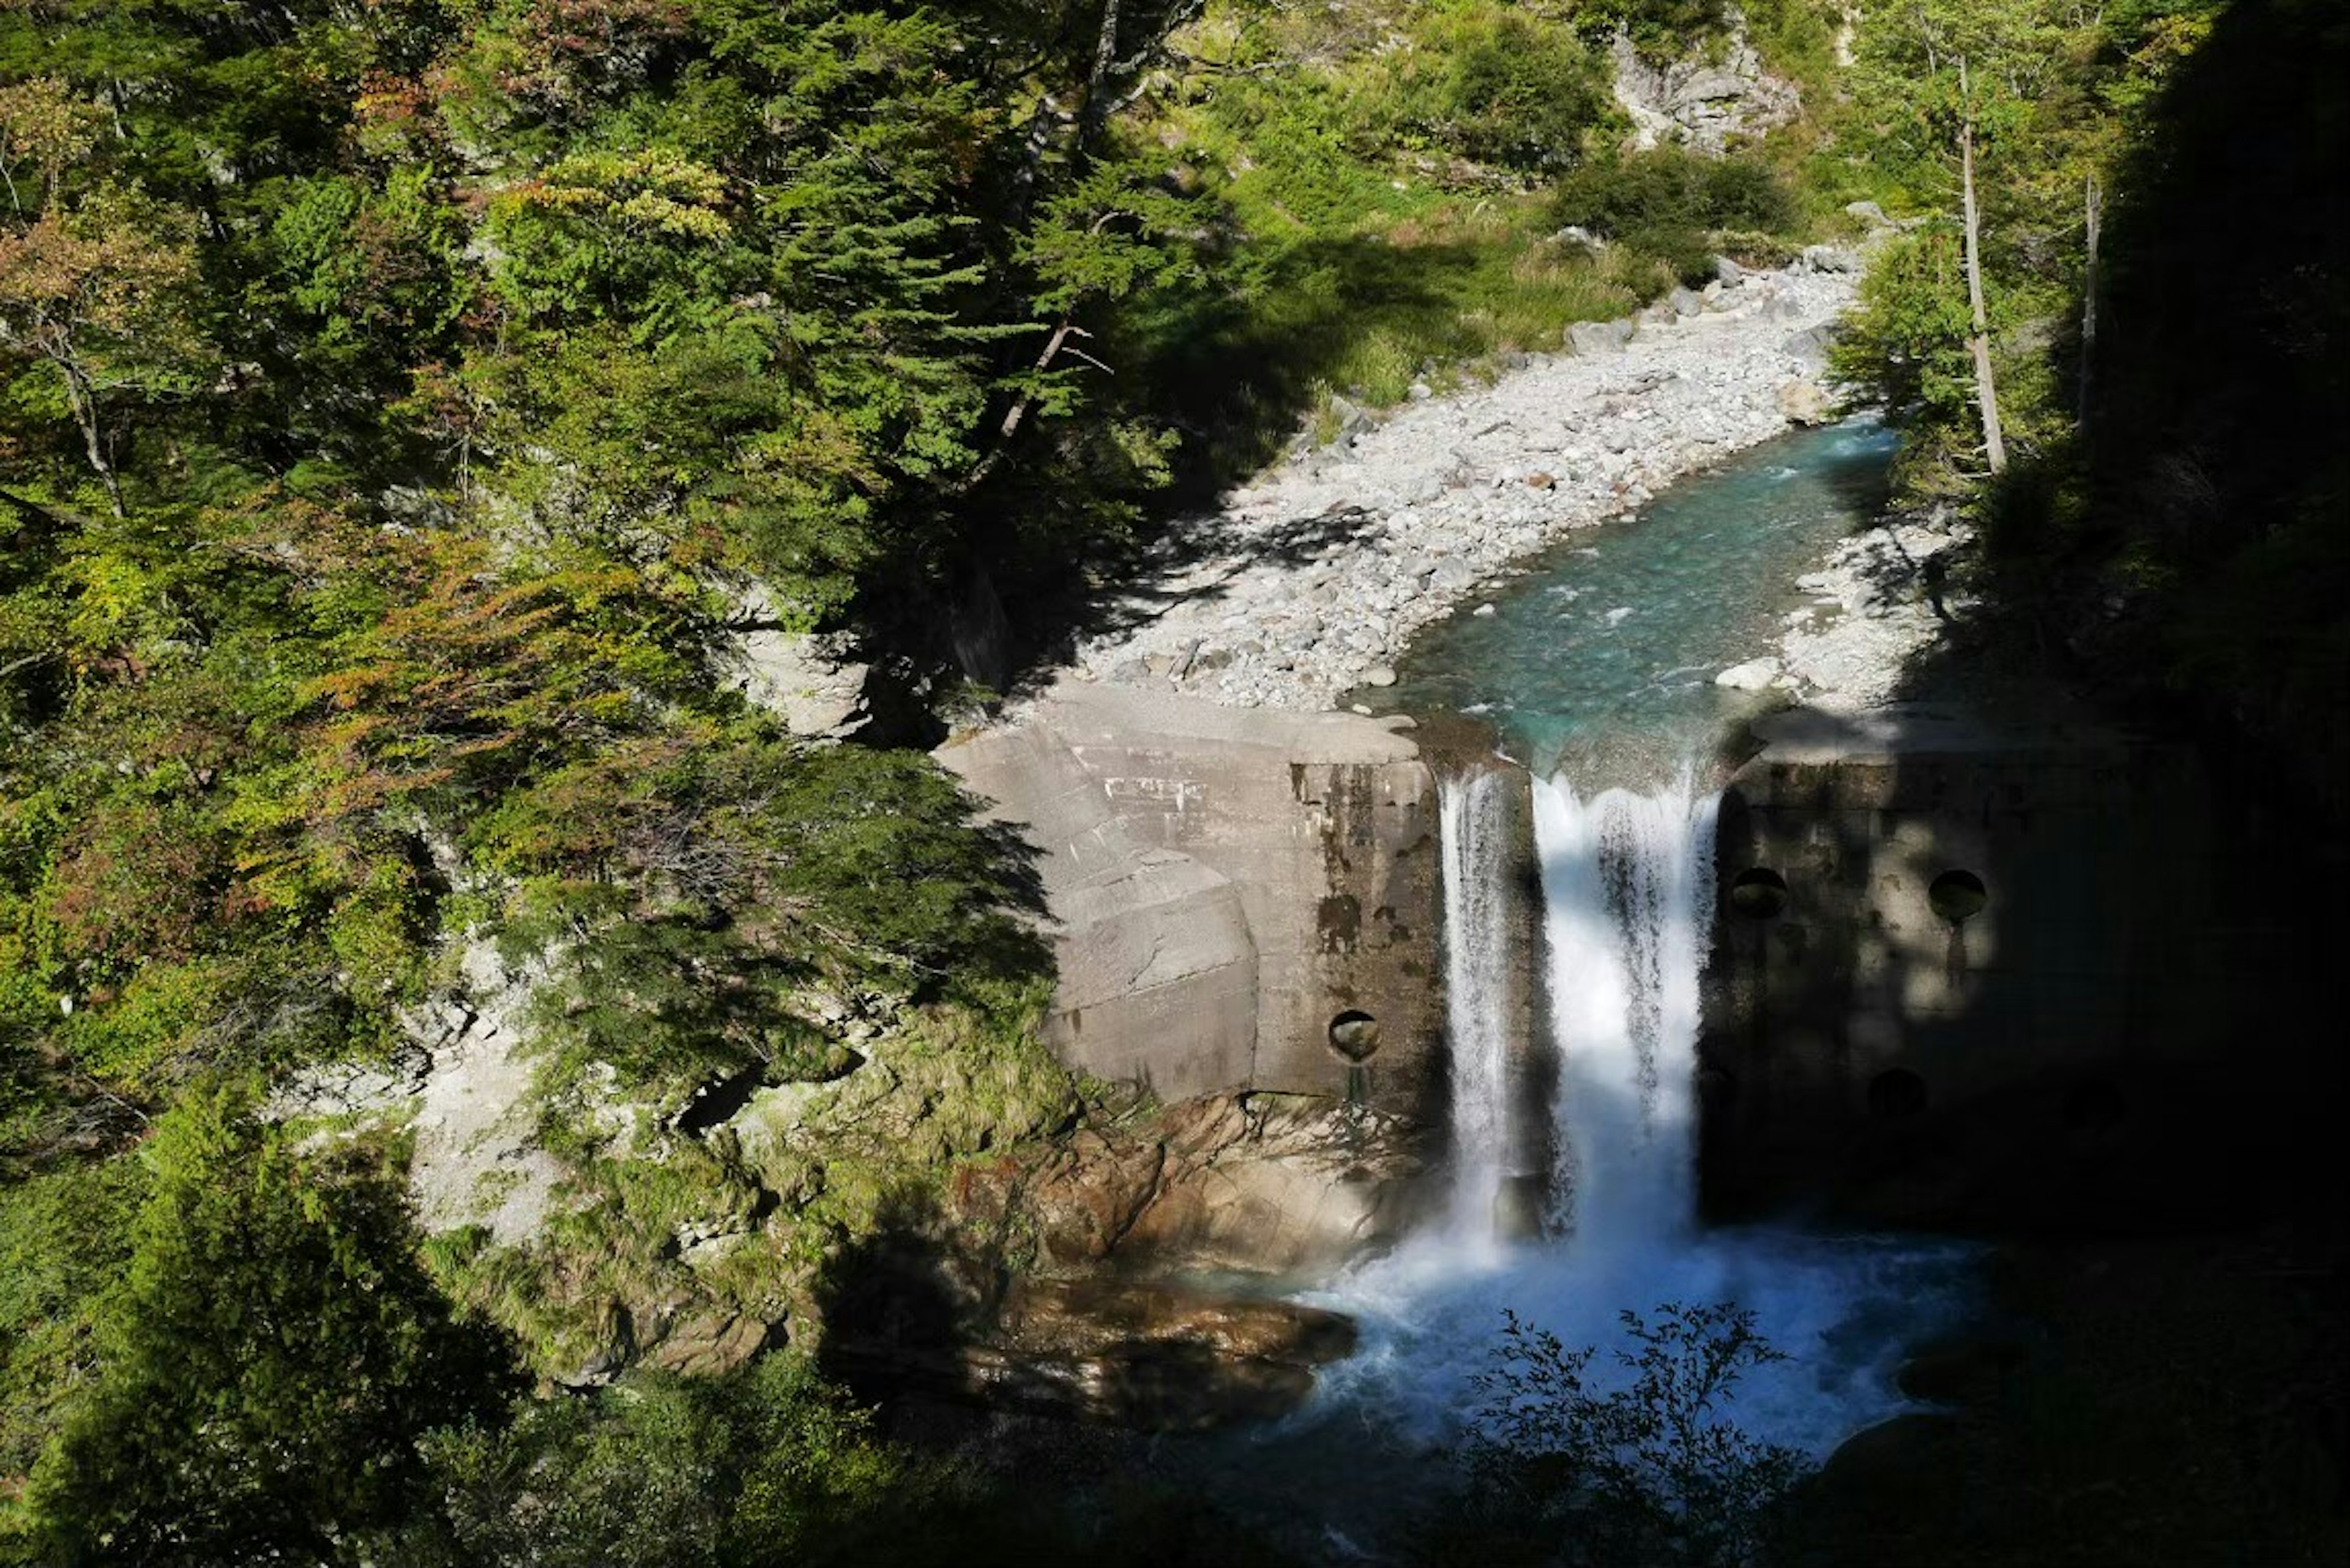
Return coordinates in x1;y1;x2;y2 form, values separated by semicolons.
1067;256;1865;712
1754;504;1977;711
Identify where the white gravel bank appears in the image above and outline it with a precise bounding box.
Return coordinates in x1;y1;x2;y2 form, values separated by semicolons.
1067;261;1860;711
1771;507;1975;712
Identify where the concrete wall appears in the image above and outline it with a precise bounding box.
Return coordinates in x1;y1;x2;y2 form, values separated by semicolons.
941;683;1442;1114
1699;706;2264;1225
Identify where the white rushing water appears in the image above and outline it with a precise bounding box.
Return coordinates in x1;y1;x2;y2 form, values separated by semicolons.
1302;766;1972;1465
1535;774;1715;1249
1438;771;1519;1247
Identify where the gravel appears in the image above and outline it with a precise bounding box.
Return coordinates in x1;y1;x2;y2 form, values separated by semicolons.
1069;266;1857;711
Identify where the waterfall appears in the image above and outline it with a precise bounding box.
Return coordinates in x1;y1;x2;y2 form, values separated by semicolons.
1534;772;1718;1247
1436;766;1718;1247
1439;771;1517;1239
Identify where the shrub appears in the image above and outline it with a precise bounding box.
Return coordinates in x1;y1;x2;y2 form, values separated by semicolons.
1437;13;1614;174
1553;146;1800;284
1442;1302;1809;1568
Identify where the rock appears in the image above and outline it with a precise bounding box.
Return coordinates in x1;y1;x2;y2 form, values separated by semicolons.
641;1310;774;1377
1111;1092;1431;1277
1493;1173;1548;1240
938;1279;1360;1430
1565;318;1635;356
1714;255;1745;285
1362;665;1398;687
1782;323;1840;366
1472;603;1498;618
1715;656;1784;692
1897;1336;2028;1408
1024;1130;1168;1267
1326;394;1375;443
1669;286;1705;318
1845;199;1893;229
1609;26;1802;157
404;942;570;1246
1777;380;1835;426
1801;244;1863;274
1524;471;1557;490
1553;224;1607;250
728;624;875;741
1811;1413;1971;1526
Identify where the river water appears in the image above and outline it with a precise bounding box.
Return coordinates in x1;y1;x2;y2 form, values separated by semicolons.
1363;413;1899;783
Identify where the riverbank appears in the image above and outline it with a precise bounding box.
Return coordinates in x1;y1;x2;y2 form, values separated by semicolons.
1062;260;1861;712
1755;504;1976;712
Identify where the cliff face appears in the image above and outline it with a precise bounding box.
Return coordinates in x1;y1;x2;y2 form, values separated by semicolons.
1608;19;1802;157
941;681;1444;1118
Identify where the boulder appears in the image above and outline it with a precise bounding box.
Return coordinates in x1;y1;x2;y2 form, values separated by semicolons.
1777;380;1835;427
947;1279;1359;1430
1783;323;1841;367
641;1309;775;1377
1023;1130;1168;1267
1801;244;1863;275
1670;286;1706;318
1897;1335;2029;1408
1115;1092;1430;1278
728;625;876;741
1565;318;1635;357
999;1091;1429;1282
1715;656;1785;692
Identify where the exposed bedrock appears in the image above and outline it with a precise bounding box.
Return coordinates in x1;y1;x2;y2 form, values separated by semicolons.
824;1089;1426;1428
940;680;1445;1119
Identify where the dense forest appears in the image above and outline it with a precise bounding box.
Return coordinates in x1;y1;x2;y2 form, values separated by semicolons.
1;0;2340;1561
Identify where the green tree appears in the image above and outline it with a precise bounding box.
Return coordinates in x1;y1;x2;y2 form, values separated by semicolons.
420;1356;908;1568
20;1095;519;1563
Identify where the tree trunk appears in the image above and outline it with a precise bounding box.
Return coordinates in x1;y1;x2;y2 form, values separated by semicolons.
59;358;124;518
1076;0;1125;152
2080;171;2102;427
1959;62;2007;476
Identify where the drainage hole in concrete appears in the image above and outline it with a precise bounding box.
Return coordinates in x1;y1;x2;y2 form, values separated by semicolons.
1328;1010;1382;1062
1728;867;1789;919
1928;870;1988;923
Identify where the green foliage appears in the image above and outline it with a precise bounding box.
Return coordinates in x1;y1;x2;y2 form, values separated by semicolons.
0;1155;144;1497
1553;145;1800;284
1826;0;2218;491
1445;1303;1808;1567
1414;10;1615;174
1581;0;1735;59
416;1355;911;1568
17;1094;520;1562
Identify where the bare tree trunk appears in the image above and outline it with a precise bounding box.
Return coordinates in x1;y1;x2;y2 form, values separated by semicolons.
2080;171;2102;428
59;359;124;518
1959;66;2007;476
1076;0;1125;152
